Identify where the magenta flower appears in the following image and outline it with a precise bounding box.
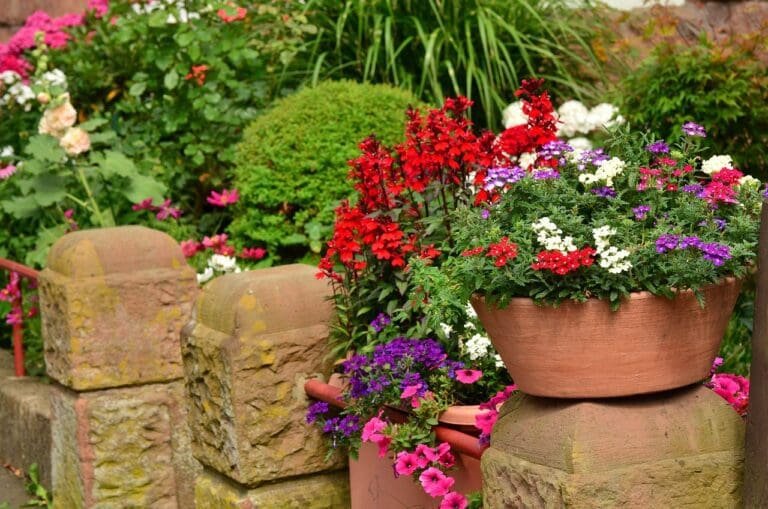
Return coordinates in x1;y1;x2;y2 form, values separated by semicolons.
400;384;422;399
361;414;387;442
419;468;455;497
708;373;749;416
207;188;240;207
240;247;267;260
414;444;439;468
132;198;155;211
455;369;482;384
434;442;455;468
475;410;497;436
374;434;391;458
180;240;202;258
440;492;469;509
0;165;17;180
87;0;109;17
394;451;420;476
155;199;183;220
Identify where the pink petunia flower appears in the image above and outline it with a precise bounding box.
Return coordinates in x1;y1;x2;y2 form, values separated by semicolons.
202;234;235;256
207;188;239;207
455;369;482;384
0;165;17;180
374;434;391;457
394;451;420;476
361;414;387;442
440;492;469;509
419;468;455;497
475;410;498;436
87;0;109;17
434;442;455;468
400;384;421;400
414;444;439;468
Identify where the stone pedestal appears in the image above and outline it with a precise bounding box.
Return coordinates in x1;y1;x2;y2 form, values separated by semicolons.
39;226;200;508
482;385;744;508
181;265;348;505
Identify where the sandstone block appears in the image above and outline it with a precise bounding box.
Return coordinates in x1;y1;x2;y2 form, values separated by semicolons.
483;385;744;508
51;381;200;509
182;265;344;486
39;226;197;390
194;470;349;509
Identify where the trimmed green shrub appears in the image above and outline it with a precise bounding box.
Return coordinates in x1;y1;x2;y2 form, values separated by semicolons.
616;35;768;180
230;80;422;261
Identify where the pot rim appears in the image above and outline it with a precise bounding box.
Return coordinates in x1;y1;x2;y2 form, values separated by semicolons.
471;276;740;307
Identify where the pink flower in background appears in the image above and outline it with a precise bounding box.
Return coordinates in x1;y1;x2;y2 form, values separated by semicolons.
202;234;235;256
87;0;109;17
455;369;482;384
708;373;749;416
0;165;17;180
240;247;266;260
132;198;155;211
206;188;239;207
440;492;468;509
63;208;79;232
0;53;31;77
394;451;420;476
180;240;202;258
419;468;454;497
155;199;182;220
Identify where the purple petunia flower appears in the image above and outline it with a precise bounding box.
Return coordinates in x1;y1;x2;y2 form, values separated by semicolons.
655;234;680;253
682;122;706;137
306;401;330;424
370;313;391;333
646;141;670;154
591;186;616;198
699;242;732;266
532;168;560;180
632;205;651;220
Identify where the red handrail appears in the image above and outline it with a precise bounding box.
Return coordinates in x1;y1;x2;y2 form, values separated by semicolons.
0;257;39;377
304;378;488;460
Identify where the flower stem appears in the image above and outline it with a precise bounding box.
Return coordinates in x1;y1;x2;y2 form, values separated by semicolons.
76;166;107;227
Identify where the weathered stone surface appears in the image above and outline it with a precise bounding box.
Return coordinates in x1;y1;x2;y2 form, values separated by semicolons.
182;265;344;486
483;385;744;508
0;351;52;488
194;470;349;509
51;381;201;509
39;226;197;390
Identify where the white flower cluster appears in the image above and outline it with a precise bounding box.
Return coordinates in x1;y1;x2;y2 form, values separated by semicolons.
501;99;624;141
578;157;626;187
532;217;576;254
1;146;13;158
197;254;241;284
1;68;69;112
131;0;202;23
739;175;760;188
442;303;505;368
701;155;733;175
592;225;632;274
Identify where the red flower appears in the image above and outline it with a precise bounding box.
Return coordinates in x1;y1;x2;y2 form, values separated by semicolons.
240;247;267;260
217;5;247;23
419;244;441;260
531;247;596;275
461;246;485;257
486;237;518;267
185;65;209;86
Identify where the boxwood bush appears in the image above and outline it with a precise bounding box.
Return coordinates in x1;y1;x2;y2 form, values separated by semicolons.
229;80;422;261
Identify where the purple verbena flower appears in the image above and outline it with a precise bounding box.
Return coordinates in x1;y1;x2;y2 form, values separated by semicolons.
682;184;705;196
532;168;560;180
679;236;703;250
322;417;340;434
483;166;525;191
655;234;680;253
714;218;727;231
682;122;706;137
577;148;609;171
632;205;651;220
646;141;670;154
538;140;573;166
699;242;732;266
481;209;491;220
337;415;361;437
591;186;616;198
370;313;391;333
306;401;329;424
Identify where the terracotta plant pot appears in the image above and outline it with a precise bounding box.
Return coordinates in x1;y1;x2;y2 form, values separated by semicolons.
471;278;742;398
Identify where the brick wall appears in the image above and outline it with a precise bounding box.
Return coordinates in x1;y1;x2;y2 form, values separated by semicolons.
0;0;88;42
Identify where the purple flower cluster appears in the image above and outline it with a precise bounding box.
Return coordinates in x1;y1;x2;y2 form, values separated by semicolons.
342;338;461;399
306;401;329;424
322;414;360;437
370;312;391;333
576;148;610;171
537;140;573;166
646;141;670;154
632;205;651;220
483;166;525;191
682;122;706;137
531;168;560;180
655;234;732;266
591;186;616;199
682;184;705;196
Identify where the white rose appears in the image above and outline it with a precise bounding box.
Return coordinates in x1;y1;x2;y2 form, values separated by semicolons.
59;127;91;156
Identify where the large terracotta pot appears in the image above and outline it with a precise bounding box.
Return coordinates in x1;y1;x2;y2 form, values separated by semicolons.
471;277;742;398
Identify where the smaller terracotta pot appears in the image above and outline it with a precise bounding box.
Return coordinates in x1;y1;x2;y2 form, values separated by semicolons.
438;404;482;436
472;278;742;398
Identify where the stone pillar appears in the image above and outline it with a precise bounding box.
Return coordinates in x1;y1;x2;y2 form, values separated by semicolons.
39;226;200;508
181;265;349;507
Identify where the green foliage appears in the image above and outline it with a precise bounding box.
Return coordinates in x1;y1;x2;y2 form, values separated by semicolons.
300;0;606;128
48;0;315;208
24;464;52;508
230;80;421;260
718;280;754;376
616;34;768;179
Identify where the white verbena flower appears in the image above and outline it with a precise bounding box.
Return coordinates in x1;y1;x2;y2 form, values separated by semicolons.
532;217;576;253
587;103;623;131
494;354;505;369
465;334;492;361
517;151;537;170
701;155;733;175
578;157;626;187
592;225;632;274
440;323;453;337
465;302;477;319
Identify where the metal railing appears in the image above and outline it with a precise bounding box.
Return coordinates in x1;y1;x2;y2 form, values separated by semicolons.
0;257;39;377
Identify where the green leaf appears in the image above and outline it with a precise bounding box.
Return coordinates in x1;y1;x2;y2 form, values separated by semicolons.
175;31;195;47
31;173;67;206
1;196;39;218
97;151;136;178
121;173;166;203
25;225;67;268
24;135;65;163
147;10;167;27
282;233;308;245
78;118;109;132
164;70;179;90
129;82;147;97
